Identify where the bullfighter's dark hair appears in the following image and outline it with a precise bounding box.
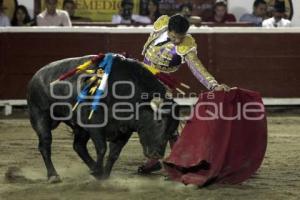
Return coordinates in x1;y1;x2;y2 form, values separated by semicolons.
168;14;190;34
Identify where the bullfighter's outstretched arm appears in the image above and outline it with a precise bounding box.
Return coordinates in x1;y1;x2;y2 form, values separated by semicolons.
184;51;219;90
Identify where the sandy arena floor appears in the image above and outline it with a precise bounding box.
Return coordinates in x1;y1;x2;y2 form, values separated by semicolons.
0;111;299;200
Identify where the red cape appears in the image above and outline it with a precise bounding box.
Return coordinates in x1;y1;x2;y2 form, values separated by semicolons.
164;88;267;186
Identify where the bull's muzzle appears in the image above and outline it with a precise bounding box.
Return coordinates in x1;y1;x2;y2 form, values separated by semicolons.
144;146;164;159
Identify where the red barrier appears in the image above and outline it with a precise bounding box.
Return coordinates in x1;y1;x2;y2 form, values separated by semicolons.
0;31;300;99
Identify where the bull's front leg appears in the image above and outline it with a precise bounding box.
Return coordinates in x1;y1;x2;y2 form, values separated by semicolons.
103;133;131;179
73;126;96;171
89;130;107;179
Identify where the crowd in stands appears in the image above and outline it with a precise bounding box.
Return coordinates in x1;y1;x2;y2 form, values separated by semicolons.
0;0;293;27
37;0;71;26
0;0;10;26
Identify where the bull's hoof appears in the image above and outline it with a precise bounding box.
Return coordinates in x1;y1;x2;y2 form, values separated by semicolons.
100;174;110;180
48;175;62;184
138;161;162;174
90;171;105;180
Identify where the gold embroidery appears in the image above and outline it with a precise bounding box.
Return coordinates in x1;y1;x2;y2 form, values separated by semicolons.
144;40;177;66
142;16;169;55
176;34;197;55
153;15;169;32
185;51;216;82
151;62;179;73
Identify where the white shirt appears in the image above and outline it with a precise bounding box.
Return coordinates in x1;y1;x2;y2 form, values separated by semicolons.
0;13;10;26
153;31;168;45
111;14;151;24
37;9;71;26
262;17;292;27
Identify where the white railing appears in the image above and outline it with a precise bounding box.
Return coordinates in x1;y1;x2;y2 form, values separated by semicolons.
0;100;27;115
1;27;300;34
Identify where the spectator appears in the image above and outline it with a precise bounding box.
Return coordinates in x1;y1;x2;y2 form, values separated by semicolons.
200;0;215;21
262;1;291;27
265;0;291;19
0;0;10;26
178;3;201;25
11;5;33;26
37;0;71;26
206;1;236;23
240;0;267;26
146;0;161;23
112;0;151;24
63;0;91;22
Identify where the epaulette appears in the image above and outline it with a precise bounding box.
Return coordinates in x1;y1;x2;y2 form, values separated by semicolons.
153;15;169;32
176;34;197;55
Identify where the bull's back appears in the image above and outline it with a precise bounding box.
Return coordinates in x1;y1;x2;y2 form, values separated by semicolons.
27;55;94;110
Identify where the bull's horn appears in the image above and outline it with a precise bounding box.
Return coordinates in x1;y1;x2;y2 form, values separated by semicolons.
150;97;163;113
150;97;170;114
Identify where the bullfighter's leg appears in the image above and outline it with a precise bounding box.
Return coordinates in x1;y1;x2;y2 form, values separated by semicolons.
103;133;131;179
89;129;107;179
169;130;179;148
73;126;96;171
29;108;61;183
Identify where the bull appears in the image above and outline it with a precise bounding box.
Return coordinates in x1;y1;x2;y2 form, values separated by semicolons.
27;54;179;183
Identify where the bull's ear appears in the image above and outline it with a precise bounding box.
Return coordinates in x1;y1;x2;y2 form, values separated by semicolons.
150;97;171;114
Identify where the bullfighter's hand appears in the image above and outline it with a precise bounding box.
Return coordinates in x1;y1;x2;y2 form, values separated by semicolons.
213;84;231;92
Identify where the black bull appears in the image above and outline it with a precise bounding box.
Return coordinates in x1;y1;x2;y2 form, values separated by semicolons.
27;55;179;182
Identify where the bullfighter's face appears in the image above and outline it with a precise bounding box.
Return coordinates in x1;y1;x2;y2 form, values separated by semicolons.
168;31;186;45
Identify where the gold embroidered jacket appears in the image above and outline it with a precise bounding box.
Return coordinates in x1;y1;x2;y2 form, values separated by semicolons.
142;15;218;90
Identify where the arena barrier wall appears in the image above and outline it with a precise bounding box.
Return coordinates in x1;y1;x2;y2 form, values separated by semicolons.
0;27;300;102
